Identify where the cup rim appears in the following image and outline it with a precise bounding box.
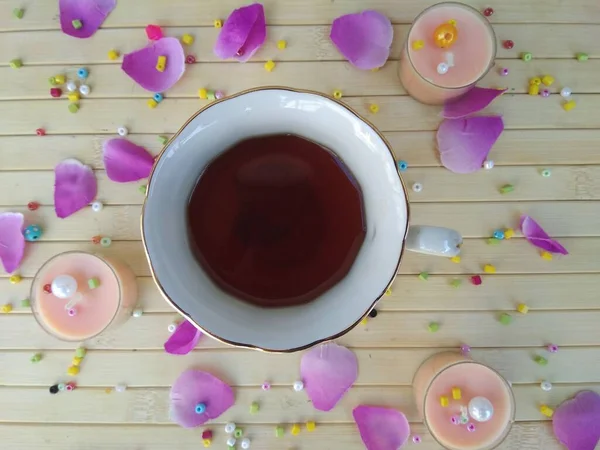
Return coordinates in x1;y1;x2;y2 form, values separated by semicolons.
141;86;411;353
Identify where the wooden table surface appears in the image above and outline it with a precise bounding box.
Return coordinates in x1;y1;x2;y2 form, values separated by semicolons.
1;1;599;448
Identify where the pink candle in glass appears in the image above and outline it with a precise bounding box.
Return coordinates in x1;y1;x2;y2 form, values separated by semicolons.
399;2;496;105
31;252;137;341
413;352;515;450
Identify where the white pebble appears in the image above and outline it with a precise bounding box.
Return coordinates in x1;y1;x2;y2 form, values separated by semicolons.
66;81;77;92
132;308;143;318
240;438;251;449
167;323;178;333
226;437;237;447
560;87;572;98
541;381;552;391
412;182;423;193
79;84;91;96
483;160;495;170
117;126;129;137
293;380;304;392
437;62;449;75
115;384;127;393
224;422;236;434
91;201;103;212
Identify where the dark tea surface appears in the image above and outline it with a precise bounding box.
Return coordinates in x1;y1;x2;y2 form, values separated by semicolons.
187;134;366;308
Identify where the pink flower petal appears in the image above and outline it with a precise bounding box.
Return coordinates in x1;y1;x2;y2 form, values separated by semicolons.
103;138;155;182
214;3;266;62
170;369;235;428
353;405;410;450
54;159;97;219
442;87;507;119
59;0;116;39
437;116;504;173
0;213;25;274
164;320;203;355
330;10;393;70
300;343;358;411
553;391;600;450
121;37;186;92
520;215;568;255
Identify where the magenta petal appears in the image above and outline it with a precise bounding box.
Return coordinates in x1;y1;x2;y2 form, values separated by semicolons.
0;213;25;274
300;343;358;411
59;0;116;39
330;10;393;70
353;405;410;450
437;116;504;173
442;87;507;119
553;391;600;450
170;369;235;428
103;138;155;182
121;37;185;92
520;215;568;255
214;3;266;62
54;159;97;219
164;320;203;355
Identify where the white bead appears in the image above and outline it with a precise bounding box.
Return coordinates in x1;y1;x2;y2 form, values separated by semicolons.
79;84;90;96
541;381;552;391
240;438;251;449
293;380;304;392
91;201;103;212
224;422;236;434
226;437;237;447
132;309;143;318
468;396;494;422
560;87;572;98
437;62;449;75
167;323;178;333
66;81;77;92
117;126;128;136
483;160;494;170
51;275;78;299
412;183;423;193
115;384;127;393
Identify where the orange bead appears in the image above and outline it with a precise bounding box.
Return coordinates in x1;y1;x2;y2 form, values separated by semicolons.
433;23;458;48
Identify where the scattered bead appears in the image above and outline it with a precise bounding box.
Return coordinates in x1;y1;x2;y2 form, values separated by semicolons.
397;160;408;171
540;405;554;417
360;317;368;325
72;357;83;366
156;55;167;72
43;284;52;294
483;160;494;170
181;33;194;45
306;421;316;432
250;401;260;413
499;184;514;194
541;168;552;178
225;422;236;434
226;437;236;447
487;238;500;245
202;430;213;440
185;55;196;64
115;127;129;138
293;380;304;392
132;309;143;318
437;62;449;75
77;68;89;79
332;89;342;99
67;308;77;317
68;103;80;114
452;387;462;400
467;423;476;432
433;23;458;49
499;67;509;76
277;40;287;50
100;237;112;247
539;251;553;261
493;230;505;240
541;381;552;391
87;277;100;289
67;365;80;376
412;40;424;50
547;344;559;353
240;438;251;449
428;322;440;333
215;90;225;100
202;439;211;448
503;40;514;50
368;308;378;318
72;19;83;29
563;100;576;111
49;384;59;394
460;344;471;355
385;288;392;296
13;8;25;19
419;272;429;281
450;279;461;288
9;59;23;69
576;52;589;62
108;49;120;60
58;383;66;391
167;322;178;333
139;185;147;194
275;426;285;437
528;85;539;96
50;88;62;98
214;19;223;28
195;403;207;414
540;89;550;98
560;87;572;98
21;299;30;308
264;60;276;72
440;395;449;407
158;135;169;145
153;93;164;103
147;98;158;109
234;428;243;438
146;24;163;40
521;52;532;62
66;81;77;92
67;92;80;103
369;103;379;114
91;201;103;212
75;347;87;358
23;224;43;241
291;424;301;436
541;75;555;86
2;303;13;313
516;303;529;314
66;382;76;391
535;355;548;366
206;90;216;100
412;183;423;193
451;416;460;425
499;313;512;325
9;274;21;284
412;435;422;443
92;235;102;244
30;353;43;363
529;77;542;86
483;7;494;16
261;381;271;390
79;85;90;96
483;264;496;274
504;228;515;239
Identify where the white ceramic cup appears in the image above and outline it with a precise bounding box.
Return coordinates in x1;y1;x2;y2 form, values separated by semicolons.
142;87;461;352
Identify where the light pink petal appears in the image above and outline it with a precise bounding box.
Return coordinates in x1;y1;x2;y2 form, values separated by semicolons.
353;405;410;450
330;10;393;70
520;215;568;255
121;37;185;92
59;0;116;39
553;391;600;450
103;138;155;182
170;369;235;428
0;213;25;274
54;159;97;219
214;3;266;62
437;116;504;173
442;87;507;119
164;320;203;355
300;343;358;411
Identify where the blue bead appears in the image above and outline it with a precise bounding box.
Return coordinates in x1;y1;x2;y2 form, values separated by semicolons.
195;403;206;414
493;230;505;240
77;68;89;79
23;224;43;242
397;160;408;171
153;93;164;102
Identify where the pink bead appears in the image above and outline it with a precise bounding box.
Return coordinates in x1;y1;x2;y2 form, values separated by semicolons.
460;344;471;355
145;24;163;41
236;48;244;57
499;68;509;76
540;89;550;97
68;308;77;317
547;344;559;353
215;90;225;99
470;275;482;286
467;423;476;432
412;435;422;444
261;382;271;390
451;416;460;425
66;382;76;391
185;55;196;64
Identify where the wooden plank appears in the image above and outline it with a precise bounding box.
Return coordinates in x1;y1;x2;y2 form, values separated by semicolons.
1;309;599;349
2;60;600;100
1;25;599;66
1;348;599;386
0;384;596;423
0;422;562;450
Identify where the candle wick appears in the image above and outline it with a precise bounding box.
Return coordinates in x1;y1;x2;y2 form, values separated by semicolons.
64;292;83;310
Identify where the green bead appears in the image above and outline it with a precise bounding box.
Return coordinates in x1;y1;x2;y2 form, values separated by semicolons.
541;169;552;177
158;135;169;145
499;313;513;325
487;238;501;245
499;184;514;194
250;402;260;413
87;277;100;289
30;353;42;363
72;19;83;29
233;428;243;438
521;52;532;62
49;77;57;86
428;322;439;332
139;185;147;194
275;426;285;437
58;383;66;391
100;237;112;247
576;52;589;62
9;59;23;69
207;90;216;100
450;279;461;288
418;272;429;281
13;8;24;19
68;103;79;114
535;355;548;366
75;347;87;358
21;298;30;308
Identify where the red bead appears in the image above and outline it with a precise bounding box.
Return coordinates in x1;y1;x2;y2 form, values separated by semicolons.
483;7;494;17
470;275;482;286
145;24;163;40
201;430;213;440
50;87;62;98
185;55;196;64
27;201;40;211
43;284;52;294
36;128;46;136
503;40;514;49
92;235;102;244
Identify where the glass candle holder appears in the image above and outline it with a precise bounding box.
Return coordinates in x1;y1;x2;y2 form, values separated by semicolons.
31;251;138;341
413;352;515;450
399;2;497;105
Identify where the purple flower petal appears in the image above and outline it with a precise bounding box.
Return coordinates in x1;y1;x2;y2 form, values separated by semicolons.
437;116;504;173
553;391;600;450
442;87;507;119
214;3;266;62
122;37;186;92
103;138;155;183
353;405;410;450
54;159;97;219
330;10;393;70
170;369;235;428
164;320;203;355
520;215;568;255
59;0;116;39
300;343;358;411
0;213;25;274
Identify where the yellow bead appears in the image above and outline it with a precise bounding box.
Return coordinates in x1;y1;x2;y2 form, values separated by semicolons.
504;228;515;239
306;421;316;432
67;92;80;102
450;256;461;263
384;287;392;296
563;100;576;111
54;75;66;85
72;356;83;366
541;75;554;86
412;40;424;50
9;274;22;284
440;396;449;407
105;388;113;394
156;55;167;72
108;50;120;60
291;424;301;436
371;67;380;72
541;251;553;261
1;304;13;313
448;19;457;26
214;19;223;28
264;60;276;72
529;77;542;86
360;317;368;325
369;104;379;113
433;23;458;49
181;34;194;45
528;85;540;96
452;387;462;400
483;264;496;274
540;405;554;417
198;88;208;99
67;365;80;376
203;439;212;448
277;40;287;50
147;98;158;109
333;90;343;99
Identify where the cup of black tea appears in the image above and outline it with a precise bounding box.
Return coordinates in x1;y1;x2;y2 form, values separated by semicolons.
142;87;461;352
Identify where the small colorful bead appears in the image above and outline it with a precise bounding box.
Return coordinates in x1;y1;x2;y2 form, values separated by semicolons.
139;185;147;194
67;365;80;376
185;55;196;64
504;228;515;239
412;40;425;50
71;19;84;29
9;274;21;284
541;75;555;86
483;160;494;170
540;405;554;417
264;60;276;72
36;126;47;136
483;264;496;273
460;344;471;355
240;438;251;449
132;308;143;318
521;52;532;62
75;347;87;358
451;415;460;425
360;317;368;325
541;381;552;391
493;230;505;240
467;423;476;432
67;92;80;103
67;308;77;317
31;353;43;363
50;88;62;98
291;424;301;436
440;395;449;407
250;402;260;413
499;184;514;194
214;19;223;28
158;135;169;145
450;256;461;263
13;8;25;19
181;33;194;45
43;284;52;293
68;103;79;114
369;103;379;113
23;224;43;241
428;322;440;333
155;55;167;72
540;89;550;98
277;40;287;50
72;356;83;366
499;313;512;325
145;24;163;40
233;428;243;438
450;279;461;288
397;160;408;171
576;52;589;62
215;90;225;100
483;7;494;16
21;299;30;308
91;201;103;212
202;439;211;448
77;68;89;79
66;80;77;92
261;381;271;390
206;90;216;100
529;77;542;86
293;380;304;392
147;98;158;109
2;303;13;313
385;287;392;296
87;277;100;289
275;426;285;437
368;308;378;318
225;423;236;434
66;382;76;391
306;421;316;432
419;272;429;281
487;238;500;245
540;168;552;178
58;383;66;391
437;62;449;75
412;183;423;193
153;93;164;103
202;430;213;440
226;437;236;447
117;126;129;137
452;387;462;400
563;100;576;111
412;435;422;443
547;344;559;353
535;355;548;366
100;237;112;247
332;89;342;99
167;322;178;333
92;235;102;244
108;49;120;60
516;303;529;314
503;40;514;49
528;85;539;96
9;59;22;69
79;84;90;96
195;403;207;414
499;67;509;76
560;87;572;98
